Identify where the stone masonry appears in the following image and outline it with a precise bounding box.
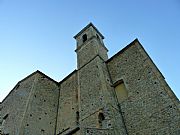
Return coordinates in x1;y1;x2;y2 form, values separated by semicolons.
0;23;179;135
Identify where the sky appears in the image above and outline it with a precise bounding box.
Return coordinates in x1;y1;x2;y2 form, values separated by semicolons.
0;0;179;102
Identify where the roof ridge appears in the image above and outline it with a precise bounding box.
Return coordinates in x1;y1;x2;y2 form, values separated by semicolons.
106;38;139;63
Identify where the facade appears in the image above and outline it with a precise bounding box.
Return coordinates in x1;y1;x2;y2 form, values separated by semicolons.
0;23;179;135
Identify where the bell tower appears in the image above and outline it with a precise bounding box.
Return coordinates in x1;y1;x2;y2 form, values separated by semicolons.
74;23;108;69
74;23;127;134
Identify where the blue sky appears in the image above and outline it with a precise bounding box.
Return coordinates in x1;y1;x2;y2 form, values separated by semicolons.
0;0;179;102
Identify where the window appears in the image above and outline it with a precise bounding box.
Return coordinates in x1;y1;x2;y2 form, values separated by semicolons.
82;34;87;42
98;112;105;127
76;111;79;125
114;80;128;103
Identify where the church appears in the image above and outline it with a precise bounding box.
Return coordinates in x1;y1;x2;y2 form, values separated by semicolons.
0;23;179;135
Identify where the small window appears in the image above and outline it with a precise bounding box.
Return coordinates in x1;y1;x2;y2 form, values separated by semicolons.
114;80;128;103
98;112;105;127
82;34;87;42
76;111;79;124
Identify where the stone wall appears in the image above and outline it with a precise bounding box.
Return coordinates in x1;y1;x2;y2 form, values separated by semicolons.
1;71;59;135
0;72;37;134
19;72;59;135
56;71;79;135
78;55;127;135
107;39;180;135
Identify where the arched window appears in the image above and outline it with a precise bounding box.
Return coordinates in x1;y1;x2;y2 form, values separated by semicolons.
82;34;87;42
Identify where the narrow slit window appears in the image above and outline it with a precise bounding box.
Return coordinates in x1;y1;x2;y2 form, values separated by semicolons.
76;111;79;124
98;112;105;127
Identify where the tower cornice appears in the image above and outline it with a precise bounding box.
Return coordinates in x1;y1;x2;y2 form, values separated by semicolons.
73;22;104;39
